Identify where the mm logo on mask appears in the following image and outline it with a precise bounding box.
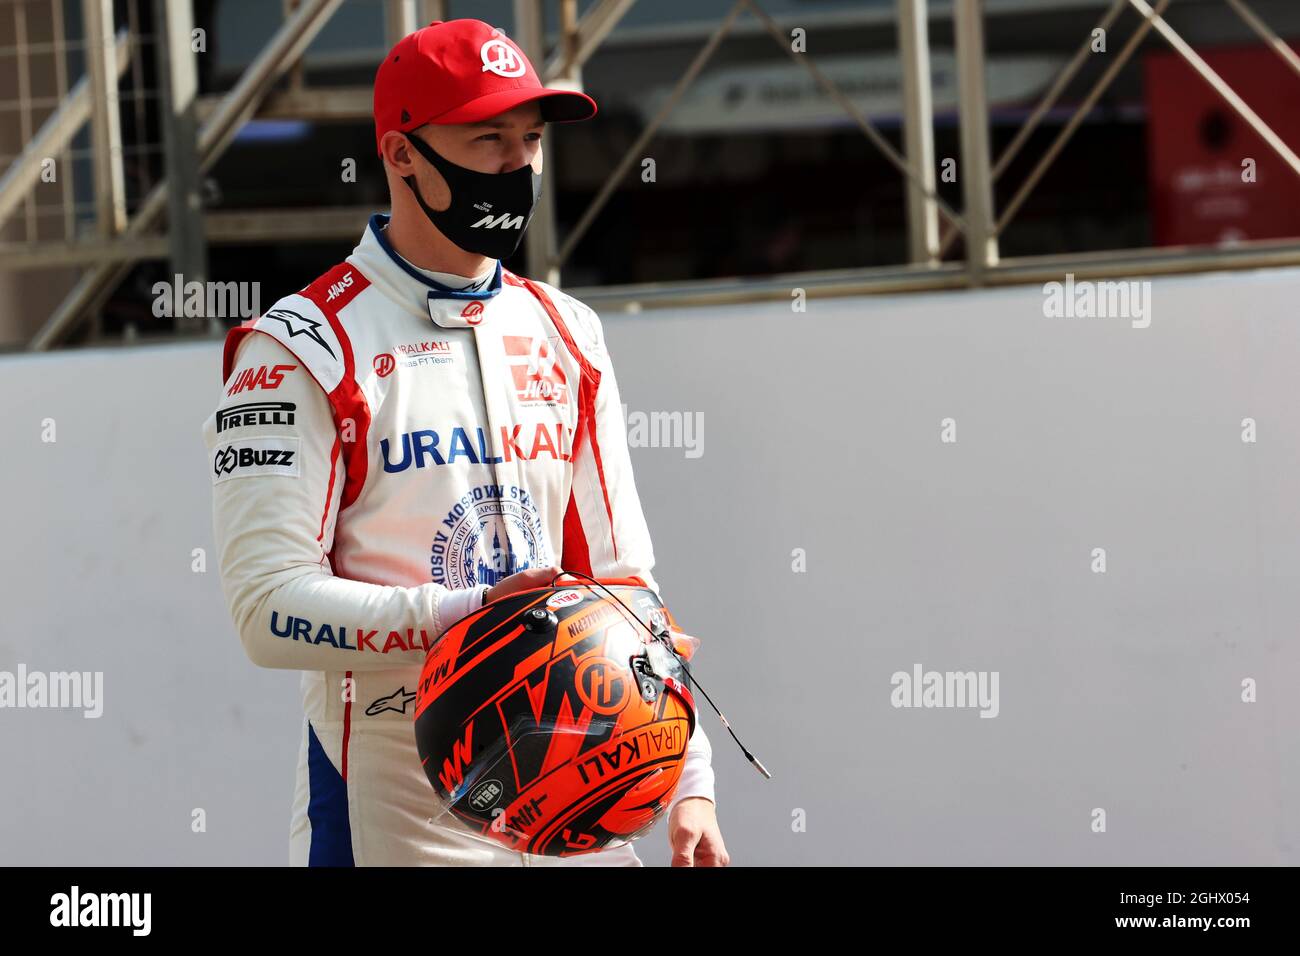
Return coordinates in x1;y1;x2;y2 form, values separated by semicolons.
472;211;526;231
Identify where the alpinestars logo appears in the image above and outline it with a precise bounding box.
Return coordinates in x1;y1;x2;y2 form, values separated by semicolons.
366;687;418;716
264;308;336;359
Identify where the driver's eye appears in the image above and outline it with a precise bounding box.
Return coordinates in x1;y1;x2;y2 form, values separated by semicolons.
474;132;541;144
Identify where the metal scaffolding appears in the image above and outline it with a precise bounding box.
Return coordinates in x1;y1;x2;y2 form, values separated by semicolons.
2;0;1299;349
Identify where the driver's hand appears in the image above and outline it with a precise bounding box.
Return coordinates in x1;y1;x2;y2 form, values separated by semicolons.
484;566;560;604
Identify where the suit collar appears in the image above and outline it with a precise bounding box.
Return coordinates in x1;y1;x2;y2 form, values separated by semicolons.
350;213;505;327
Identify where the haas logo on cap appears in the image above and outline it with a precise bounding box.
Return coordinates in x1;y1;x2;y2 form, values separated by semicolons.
480;38;525;77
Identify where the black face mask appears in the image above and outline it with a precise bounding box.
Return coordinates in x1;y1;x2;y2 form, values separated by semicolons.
402;132;541;260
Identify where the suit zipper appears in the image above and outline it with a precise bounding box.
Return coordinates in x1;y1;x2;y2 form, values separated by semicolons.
468;322;518;577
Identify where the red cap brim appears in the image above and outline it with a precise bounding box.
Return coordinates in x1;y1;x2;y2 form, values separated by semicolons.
429;87;597;125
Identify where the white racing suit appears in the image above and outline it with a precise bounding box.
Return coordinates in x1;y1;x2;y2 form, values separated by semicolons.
203;214;714;866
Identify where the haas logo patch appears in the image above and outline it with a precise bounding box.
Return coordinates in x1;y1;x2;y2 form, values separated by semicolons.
325;271;355;303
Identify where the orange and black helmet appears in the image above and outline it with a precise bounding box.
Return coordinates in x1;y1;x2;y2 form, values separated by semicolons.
414;575;700;857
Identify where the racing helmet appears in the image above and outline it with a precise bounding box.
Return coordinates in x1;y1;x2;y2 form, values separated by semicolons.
414;575;701;857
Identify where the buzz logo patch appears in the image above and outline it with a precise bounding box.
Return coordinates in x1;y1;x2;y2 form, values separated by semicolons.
213;437;301;484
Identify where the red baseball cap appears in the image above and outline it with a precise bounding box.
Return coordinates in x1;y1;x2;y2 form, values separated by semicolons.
373;19;597;155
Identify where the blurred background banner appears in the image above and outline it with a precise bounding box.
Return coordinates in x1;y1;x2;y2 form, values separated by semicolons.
635;52;1069;133
1145;42;1300;245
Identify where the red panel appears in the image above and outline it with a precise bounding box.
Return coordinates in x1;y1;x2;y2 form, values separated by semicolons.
1145;44;1300;246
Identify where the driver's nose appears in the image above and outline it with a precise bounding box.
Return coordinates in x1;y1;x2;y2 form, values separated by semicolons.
500;139;539;175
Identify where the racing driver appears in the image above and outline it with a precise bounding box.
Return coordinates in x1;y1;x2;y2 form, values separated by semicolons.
202;18;727;867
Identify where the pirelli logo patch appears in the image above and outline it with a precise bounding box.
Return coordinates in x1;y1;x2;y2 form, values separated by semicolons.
212;437;301;484
216;401;296;433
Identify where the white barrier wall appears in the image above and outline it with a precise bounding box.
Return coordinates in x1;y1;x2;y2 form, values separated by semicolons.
2;267;1299;865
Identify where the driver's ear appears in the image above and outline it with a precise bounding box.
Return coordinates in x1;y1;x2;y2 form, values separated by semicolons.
381;130;413;173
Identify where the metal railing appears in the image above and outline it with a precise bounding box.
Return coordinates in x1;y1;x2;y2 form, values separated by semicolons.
2;0;1299;348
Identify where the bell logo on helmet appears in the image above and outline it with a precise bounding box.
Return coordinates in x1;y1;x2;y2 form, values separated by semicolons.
546;589;585;611
469;779;504;812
